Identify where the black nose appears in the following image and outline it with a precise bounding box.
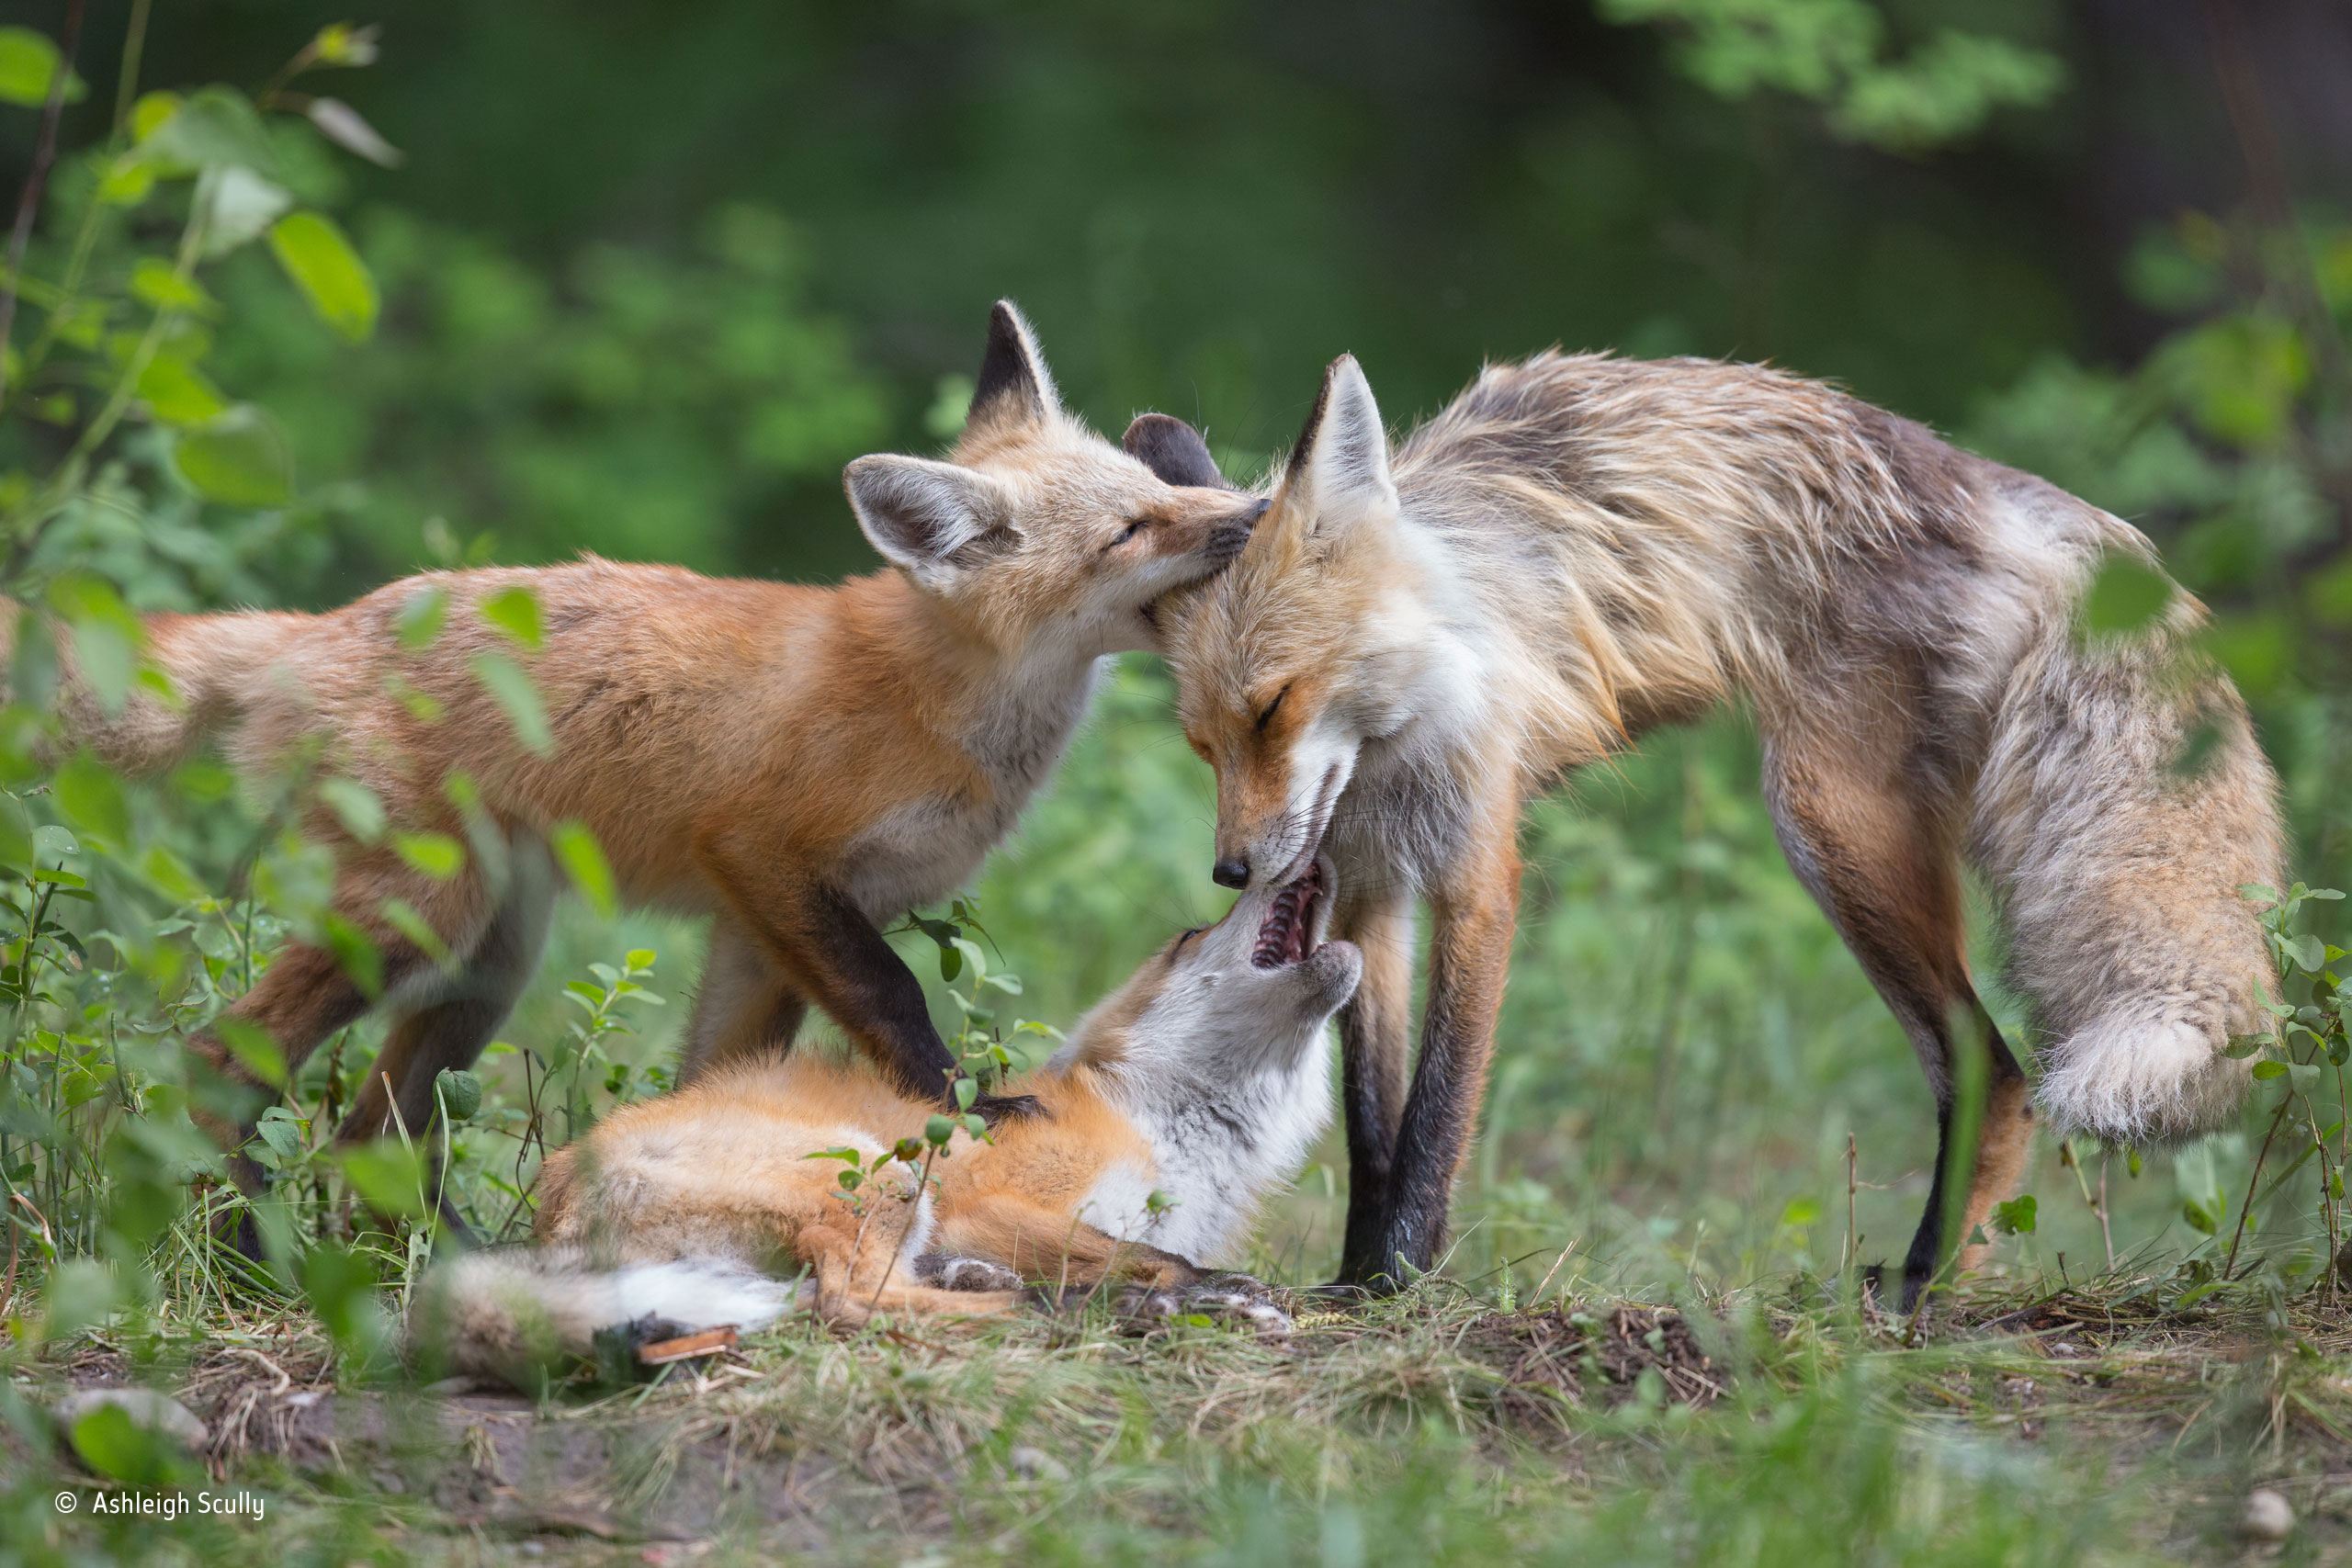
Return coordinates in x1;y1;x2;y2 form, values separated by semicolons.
1212;856;1250;889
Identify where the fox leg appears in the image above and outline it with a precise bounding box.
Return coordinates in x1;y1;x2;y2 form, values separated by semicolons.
1331;874;1415;1284
1350;815;1521;1291
192;847;492;1250
335;842;554;1242
928;1199;1209;1294
1762;730;2031;1312
676;914;809;1086
693;850;966;1109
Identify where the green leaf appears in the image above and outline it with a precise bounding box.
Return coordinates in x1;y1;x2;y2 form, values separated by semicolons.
215;1019;287;1089
2250;1059;2287;1079
40;1258;117;1341
300;1240;388;1364
469;652;553;757
321;911;383;998
129;258;218;316
135;350;231;427
54;752;131;846
1989;1194;2038;1235
2180;1198;2218;1235
376;896;454;969
395;585;448;651
435;1067;482;1122
268;210;378;342
479;585;544;649
925;1114;956;1147
139;85;279;176
173;405;294;505
315;776;387;844
2222;1034;2265;1060
2283;933;2326;974
0;26;88;107
336;1141;428;1218
392;830;465;880
550;819;616;919
254;1110;306;1163
2080;555;2171;638
71;1404;179;1486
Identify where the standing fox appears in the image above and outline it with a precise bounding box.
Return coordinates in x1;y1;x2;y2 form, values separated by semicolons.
25;303;1261;1202
414;860;1360;1385
1147;350;2281;1307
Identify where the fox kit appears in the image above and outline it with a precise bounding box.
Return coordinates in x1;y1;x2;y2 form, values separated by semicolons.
415;862;1362;1383
33;302;1261;1202
1148;351;2280;1307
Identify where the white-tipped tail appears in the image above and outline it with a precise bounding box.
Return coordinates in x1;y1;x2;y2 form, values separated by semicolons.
410;1247;804;1384
1971;600;2283;1146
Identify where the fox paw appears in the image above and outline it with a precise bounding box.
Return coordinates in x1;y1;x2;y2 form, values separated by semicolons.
1181;1274;1293;1334
970;1093;1046;1126
913;1254;1023;1292
1111;1276;1292;1334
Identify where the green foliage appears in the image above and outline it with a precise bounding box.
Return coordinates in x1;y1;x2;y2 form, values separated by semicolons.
1597;0;2066;150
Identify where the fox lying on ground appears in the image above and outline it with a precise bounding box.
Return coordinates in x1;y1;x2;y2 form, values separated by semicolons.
1144;350;2281;1308
413;861;1361;1385
20;302;1261;1220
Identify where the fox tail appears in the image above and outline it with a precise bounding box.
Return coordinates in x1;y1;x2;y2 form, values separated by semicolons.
1;602;311;775
409;1247;804;1385
1971;583;2284;1147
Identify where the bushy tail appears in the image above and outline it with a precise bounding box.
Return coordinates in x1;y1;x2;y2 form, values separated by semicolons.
2;603;309;775
407;1247;804;1385
1970;595;2283;1146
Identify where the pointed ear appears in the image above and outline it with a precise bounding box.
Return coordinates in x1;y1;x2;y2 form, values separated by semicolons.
1123;412;1234;491
843;455;1016;591
1283;355;1395;526
967;299;1060;431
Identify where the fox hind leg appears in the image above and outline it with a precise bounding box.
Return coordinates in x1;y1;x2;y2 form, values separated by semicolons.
676;913;809;1086
1762;731;2031;1313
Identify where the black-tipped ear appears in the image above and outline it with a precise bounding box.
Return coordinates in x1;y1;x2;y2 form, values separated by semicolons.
968;300;1059;429
1123;413;1234;491
843;455;1014;592
1283;354;1394;520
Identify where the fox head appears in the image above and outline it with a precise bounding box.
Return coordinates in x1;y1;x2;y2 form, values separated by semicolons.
1151;355;1466;889
1057;855;1361;1081
842;302;1266;657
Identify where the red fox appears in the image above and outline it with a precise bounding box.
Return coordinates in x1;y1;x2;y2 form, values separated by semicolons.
28;303;1263;1210
414;860;1360;1383
1145;351;2282;1308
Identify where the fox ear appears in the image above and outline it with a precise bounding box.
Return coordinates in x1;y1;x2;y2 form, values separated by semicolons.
967;299;1060;432
1123;413;1234;491
1283;354;1395;529
843;455;1017;591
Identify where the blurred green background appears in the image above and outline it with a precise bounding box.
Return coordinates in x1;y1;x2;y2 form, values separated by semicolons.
5;0;2350;1294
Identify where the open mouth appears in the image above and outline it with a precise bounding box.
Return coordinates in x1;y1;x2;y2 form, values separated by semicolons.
1251;860;1326;969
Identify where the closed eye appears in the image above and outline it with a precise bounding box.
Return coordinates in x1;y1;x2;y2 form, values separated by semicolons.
1255;685;1288;732
1102;517;1148;552
1171;927;1205;953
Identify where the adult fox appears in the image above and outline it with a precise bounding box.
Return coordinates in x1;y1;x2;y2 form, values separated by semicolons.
416;858;1360;1385
1144;350;2281;1308
30;303;1261;1201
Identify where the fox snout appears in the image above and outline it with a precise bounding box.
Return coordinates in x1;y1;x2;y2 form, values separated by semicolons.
1201;498;1269;568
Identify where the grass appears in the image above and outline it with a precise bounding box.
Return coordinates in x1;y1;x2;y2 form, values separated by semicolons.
6;1264;2349;1564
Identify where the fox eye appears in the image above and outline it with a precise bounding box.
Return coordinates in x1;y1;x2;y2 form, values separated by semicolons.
1172;926;1204;953
1114;518;1147;545
1255;686;1288;732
